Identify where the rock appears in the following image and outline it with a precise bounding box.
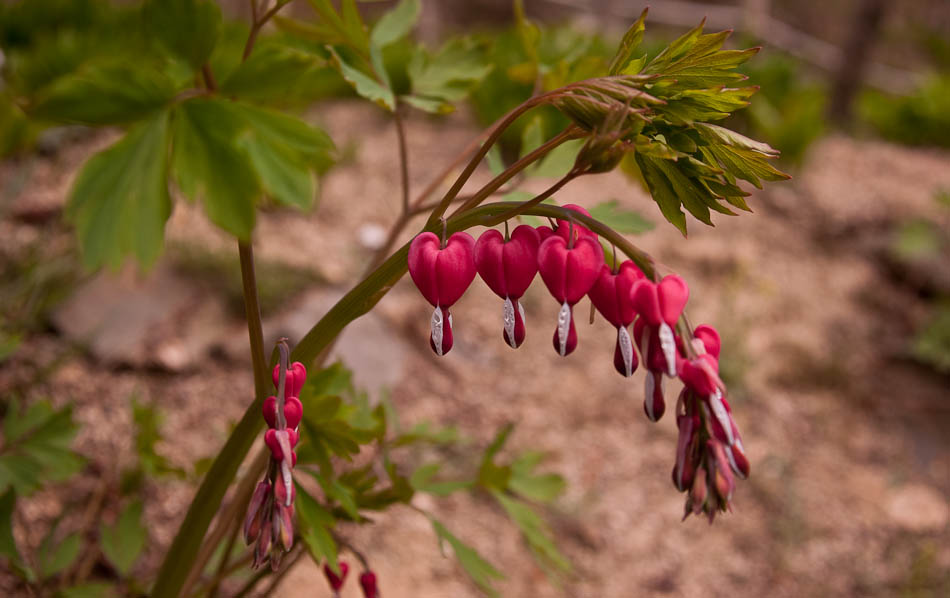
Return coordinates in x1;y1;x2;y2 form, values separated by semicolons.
886;484;949;533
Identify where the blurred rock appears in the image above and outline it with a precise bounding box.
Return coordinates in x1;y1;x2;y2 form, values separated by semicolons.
886;484;949;532
51;265;230;370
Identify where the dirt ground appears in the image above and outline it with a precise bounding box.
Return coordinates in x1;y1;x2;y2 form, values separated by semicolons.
1;100;949;598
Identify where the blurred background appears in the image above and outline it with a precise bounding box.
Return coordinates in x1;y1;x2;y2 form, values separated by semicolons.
0;0;949;596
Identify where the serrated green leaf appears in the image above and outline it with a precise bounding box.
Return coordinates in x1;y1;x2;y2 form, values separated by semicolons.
493;491;570;574
66;112;170;269
144;0;221;69
370;0;420;48
509;452;565;504
607;8;647;75
304;362;354;400
401;94;453;114
99;500;145;576
636;154;687;235
327;46;395;111
171;98;260;238
219;45;327;103
340;0;370;55
30;63;176;125
407;38;492;110
0;400;84;496
430;518;504;597
587;199;654;234
309;471;361;520
39;532;81;580
232;102;334;209
295;482;339;572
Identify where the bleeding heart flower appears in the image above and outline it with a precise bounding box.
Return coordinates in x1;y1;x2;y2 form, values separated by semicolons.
324;561;350;593
272;361;307;398
588;260;645;376
537;234;604;356
633;318;680;421
408;231;477;356
262;396;303;430
359;571;379;598
474;225;540;348
630;275;689;376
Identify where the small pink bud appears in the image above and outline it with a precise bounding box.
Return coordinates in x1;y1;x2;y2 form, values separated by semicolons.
264;429;297;462
243;480;271;545
324;561;350;592
726;438;750;479
359;571;379;598
272;361;307;399
691;324;721;359
274;503;294;551
552;204;597;243
254;522;273;569
679;354;721;397
262;396;304;429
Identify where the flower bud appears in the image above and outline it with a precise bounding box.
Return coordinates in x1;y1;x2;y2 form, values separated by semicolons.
274;503;294;551
272;361;307;399
243;480;271;545
273;476;296;505
254;522;273;569
324;561;350;592
360;571;379;598
263;396;304;430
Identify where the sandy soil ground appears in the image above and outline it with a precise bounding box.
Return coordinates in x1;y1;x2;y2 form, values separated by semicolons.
1;100;949;598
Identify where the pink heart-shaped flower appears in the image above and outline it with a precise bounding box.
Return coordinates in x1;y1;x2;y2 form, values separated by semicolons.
553;204;597;243
272;361;307;399
408;232;477;308
264;429;298;465
630;275;690;327
537;235;604;305
588;260;644;327
474;224;540;300
691;324;721;359
262;396;304;430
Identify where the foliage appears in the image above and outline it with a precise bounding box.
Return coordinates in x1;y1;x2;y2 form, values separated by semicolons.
0;398;84;496
859;74;950;149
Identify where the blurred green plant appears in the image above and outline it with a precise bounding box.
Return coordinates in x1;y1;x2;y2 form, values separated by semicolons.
859;75;950;149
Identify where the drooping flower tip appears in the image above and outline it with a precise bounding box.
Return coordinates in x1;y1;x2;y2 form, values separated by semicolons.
323;560;350;592
360;571;379;598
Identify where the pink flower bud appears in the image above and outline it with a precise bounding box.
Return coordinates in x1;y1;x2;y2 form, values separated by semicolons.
254;521;273;569
244;480;271;545
686;465;708;517
552;204;597;243
264;429;297;462
708;440;736;503
274;503;294;552
272;361;307;399
359;571;379;598
324;561;350;592
726;438;750;480
691;324;721;359
262;396;304;429
273;478;296;505
674;414;700;492
679;354;722;397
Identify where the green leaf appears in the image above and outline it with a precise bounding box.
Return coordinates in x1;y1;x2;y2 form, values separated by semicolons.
635;154;687;235
478;423;514;491
171;98;260;238
231;102;335;210
327;47;395;111
0;400;84;496
65;112;170;269
394;421;460;446
588;199;654;234
219;45;327;103
30;63;176;125
508;452;566;504
309;471;361;520
144;0;222;69
340;0;371;55
607;8;647;75
493;491;570;574
407;37;492;113
39;532;81;580
430;518;504;597
295;482;339;573
370;0;420;48
131;399;185;478
410;463;473;496
0;489;19;563
99;500;146;577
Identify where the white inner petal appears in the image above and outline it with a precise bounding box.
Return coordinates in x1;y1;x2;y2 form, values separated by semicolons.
644;373;655;419
618;326;634;376
281;461;293;506
709;388;735;445
557;301;571;356
503;297;516;348
659;322;677;377
431;305;444;356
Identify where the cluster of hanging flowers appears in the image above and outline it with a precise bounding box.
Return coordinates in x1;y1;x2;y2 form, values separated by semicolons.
408;204;749;520
323;561;379;598
244;340;305;569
